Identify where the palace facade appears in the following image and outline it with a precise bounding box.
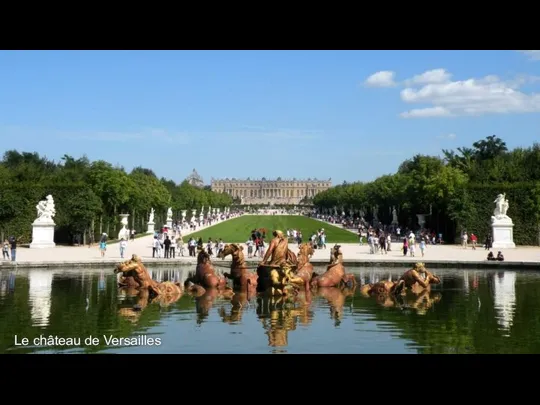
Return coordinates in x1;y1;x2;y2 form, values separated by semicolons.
210;177;332;205
185;169;204;188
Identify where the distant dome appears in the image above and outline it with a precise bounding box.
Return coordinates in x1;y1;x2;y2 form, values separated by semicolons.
186;168;204;188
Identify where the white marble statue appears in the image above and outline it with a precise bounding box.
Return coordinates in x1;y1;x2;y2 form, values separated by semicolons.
492;193;510;221
166;207;173;220
118;214;130;240
30;194;57;248
392;207;398;224
491;192;515;248
35;195;56;223
417;214;426;228
149;208;155;223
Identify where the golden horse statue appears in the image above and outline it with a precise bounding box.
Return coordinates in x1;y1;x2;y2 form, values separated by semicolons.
393;263;441;295
310;245;356;289
114;254;182;298
217;243;258;289
184;249;228;289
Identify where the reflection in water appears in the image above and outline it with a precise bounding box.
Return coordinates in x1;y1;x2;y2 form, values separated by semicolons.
0;271;14;297
219;289;257;325
493;271;516;336
317;287;355;326
117;287;148;323
400;290;442;315
255;287;354;350
116;269;186;324
194;288;234;325
145;269;187;285
9;271;15;292
257;292;313;350
28;270;54;327
2;266;540;354
98;271;106;292
359;282;443;315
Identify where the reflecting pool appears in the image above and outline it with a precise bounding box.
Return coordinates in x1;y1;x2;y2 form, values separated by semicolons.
1;266;540;354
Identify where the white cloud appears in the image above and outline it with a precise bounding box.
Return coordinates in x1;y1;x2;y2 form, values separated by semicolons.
364;71;396;87
400;73;540;118
365;65;540;118
400;106;452;118
437;133;457;140
404;68;452;86
519;50;540;61
361;67;540;118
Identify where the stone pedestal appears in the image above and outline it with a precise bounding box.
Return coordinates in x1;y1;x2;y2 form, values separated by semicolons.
147;222;155;234
30;221;56;248
492;220;516;249
166;219;173;229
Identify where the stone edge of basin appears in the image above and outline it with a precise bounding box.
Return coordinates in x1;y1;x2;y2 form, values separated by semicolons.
1;259;538;270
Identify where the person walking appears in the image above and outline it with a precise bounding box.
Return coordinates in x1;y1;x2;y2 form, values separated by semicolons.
462;231;468;249
119;238;127;258
246;239;253;258
164;236;171;258
99;239;107;257
153;237;161;258
470;233;477;250
3;239;10;260
178;237;185;256
170;237;176;258
379;233;387;255
402;237;408;256
419;238;426;257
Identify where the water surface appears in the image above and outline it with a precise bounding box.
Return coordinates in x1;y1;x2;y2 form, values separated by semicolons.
1;266;539;354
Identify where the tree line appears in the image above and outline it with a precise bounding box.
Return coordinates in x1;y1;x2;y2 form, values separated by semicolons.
0;151;233;244
313;136;540;245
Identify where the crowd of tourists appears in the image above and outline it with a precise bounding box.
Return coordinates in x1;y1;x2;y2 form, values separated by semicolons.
148;222;239;259
460;230;495;250
362;227;437;257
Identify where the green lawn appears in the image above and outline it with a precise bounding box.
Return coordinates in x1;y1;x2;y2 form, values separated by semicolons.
185;215;359;243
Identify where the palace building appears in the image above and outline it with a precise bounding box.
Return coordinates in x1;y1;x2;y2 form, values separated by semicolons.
210;177;332;205
185;169;205;188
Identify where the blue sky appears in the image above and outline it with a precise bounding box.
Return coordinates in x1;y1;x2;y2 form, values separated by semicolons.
1;50;539;186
